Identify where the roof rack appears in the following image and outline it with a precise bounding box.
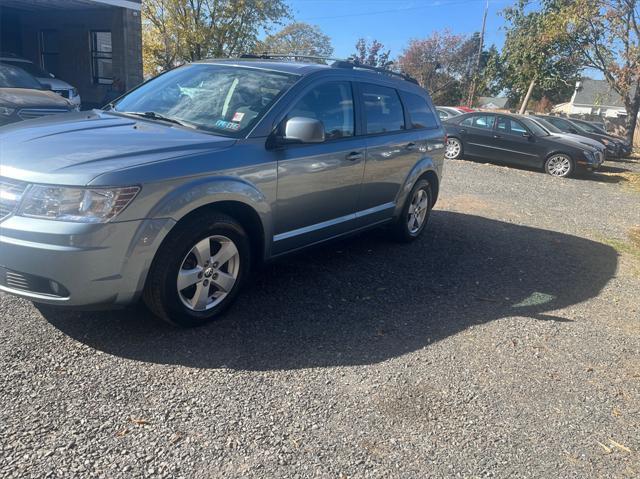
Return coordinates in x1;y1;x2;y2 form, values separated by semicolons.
239;53;419;85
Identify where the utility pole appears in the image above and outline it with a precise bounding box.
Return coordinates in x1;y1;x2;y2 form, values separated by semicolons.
467;0;488;108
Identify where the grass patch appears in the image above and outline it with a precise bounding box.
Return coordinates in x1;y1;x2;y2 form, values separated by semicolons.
622;172;640;193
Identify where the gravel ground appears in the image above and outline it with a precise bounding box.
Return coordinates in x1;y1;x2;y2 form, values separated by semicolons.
1;158;639;478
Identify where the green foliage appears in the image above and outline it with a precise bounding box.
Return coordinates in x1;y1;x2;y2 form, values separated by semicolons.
545;0;640;142
142;0;290;75
255;22;334;57
496;0;581;109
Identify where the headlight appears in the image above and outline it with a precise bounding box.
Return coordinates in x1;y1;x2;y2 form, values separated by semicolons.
18;185;139;223
0;106;15;116
70;88;78;97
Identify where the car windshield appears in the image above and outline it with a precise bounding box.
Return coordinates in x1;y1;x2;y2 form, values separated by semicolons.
113;64;299;136
521;117;549;136
534;117;562;133
1;59;50;78
574;120;605;134
0;64;43;89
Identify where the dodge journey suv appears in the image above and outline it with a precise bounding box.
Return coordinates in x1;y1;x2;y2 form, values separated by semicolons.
0;57;445;327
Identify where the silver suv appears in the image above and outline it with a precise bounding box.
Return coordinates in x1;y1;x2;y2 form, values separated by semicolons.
0;57;445;327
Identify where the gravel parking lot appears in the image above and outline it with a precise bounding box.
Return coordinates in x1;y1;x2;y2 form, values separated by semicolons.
1;157;639;478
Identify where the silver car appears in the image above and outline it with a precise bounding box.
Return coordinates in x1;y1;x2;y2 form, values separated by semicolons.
0;58;445;327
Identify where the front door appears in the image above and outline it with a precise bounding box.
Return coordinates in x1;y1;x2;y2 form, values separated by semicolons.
272;81;365;253
493;116;541;165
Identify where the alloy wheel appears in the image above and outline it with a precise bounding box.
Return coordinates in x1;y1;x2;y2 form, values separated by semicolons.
407;188;430;234
445;138;462;159
177;235;240;311
546;155;572;177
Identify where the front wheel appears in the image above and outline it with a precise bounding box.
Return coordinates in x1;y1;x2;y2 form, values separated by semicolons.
143;212;250;327
544;154;574;178
389;179;433;242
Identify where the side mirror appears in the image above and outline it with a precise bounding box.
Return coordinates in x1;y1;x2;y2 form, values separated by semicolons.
522;131;531;138
284;117;325;144
569;128;578;134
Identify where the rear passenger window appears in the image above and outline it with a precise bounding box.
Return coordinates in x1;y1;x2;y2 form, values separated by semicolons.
401;92;438;129
361;83;405;134
288;81;354;139
471;115;495;130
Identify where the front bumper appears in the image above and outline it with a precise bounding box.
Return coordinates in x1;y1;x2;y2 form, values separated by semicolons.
0;215;175;307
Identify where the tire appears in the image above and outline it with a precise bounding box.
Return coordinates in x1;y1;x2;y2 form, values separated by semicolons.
544;154;574;178
143;212;250;327
445;137;463;159
390;179;433;242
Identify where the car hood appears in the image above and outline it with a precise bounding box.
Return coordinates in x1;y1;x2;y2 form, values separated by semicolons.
0;110;236;185
546;134;599;151
550;132;605;151
36;77;74;90
0;88;72;108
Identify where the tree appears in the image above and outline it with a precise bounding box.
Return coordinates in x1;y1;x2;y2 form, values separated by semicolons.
142;0;290;74
546;0;640;143
397;31;499;105
498;0;581;113
256;22;333;57
351;38;392;69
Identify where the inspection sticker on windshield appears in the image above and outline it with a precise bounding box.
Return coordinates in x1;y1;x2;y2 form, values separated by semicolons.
232;112;245;122
215;120;240;131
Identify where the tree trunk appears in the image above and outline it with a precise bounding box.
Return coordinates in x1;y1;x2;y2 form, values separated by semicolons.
519;78;536;114
623;90;640;147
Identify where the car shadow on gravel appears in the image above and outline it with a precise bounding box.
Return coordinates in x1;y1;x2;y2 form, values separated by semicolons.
39;211;618;371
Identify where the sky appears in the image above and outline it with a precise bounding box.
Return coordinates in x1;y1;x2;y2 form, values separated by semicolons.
287;0;517;59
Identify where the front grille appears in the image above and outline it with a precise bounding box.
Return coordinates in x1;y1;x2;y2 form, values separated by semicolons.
53;89;70;99
0;178;27;221
18;108;68;120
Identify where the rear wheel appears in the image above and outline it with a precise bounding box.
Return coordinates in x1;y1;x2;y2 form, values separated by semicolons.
445;137;463;159
143;212;250;327
544;154;573;178
390;179;433;242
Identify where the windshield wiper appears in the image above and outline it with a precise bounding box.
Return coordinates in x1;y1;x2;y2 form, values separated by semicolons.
124;111;195;128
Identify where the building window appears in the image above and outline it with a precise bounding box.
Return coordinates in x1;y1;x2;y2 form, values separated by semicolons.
91;31;113;85
40;30;59;76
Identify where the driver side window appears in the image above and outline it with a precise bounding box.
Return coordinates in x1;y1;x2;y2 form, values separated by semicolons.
287;82;354;140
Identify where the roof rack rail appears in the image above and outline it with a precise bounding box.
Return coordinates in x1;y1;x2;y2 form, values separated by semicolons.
238;53;419;85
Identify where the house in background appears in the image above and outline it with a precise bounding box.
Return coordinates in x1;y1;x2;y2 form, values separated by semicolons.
477;96;509;110
552;78;627;118
0;0;142;108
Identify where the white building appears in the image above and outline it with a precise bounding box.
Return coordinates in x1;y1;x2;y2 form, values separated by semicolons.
552;79;627;118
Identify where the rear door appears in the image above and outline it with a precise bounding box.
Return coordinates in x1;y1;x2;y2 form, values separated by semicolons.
357;82;419;222
458;113;497;159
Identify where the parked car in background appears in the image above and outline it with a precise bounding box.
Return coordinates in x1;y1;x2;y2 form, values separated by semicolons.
436;106;465;121
0;57;444;327
0;63;76;126
527;116;607;160
444;112;603;177
456;106;475;113
535;115;626;159
569;117;632;158
0;53;81;108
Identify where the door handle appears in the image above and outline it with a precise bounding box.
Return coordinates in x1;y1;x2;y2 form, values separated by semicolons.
346;151;363;161
493;134;502;138
405;142;417;150
459;129;467;134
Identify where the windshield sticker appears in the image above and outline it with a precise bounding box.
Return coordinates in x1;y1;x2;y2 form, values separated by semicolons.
232;112;245;122
215;120;241;131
